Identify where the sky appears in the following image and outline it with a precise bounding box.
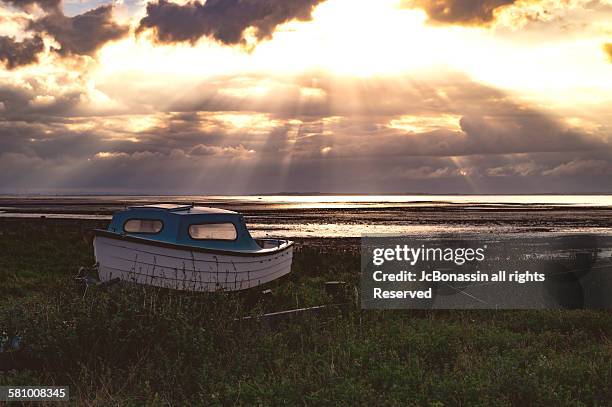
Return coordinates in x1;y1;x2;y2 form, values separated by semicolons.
0;0;611;194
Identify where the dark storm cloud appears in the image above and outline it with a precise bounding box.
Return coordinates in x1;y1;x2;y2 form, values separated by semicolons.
1;0;61;12
403;0;517;25
0;83;86;120
137;0;325;45
0;121;100;159
454;114;598;155
0;86;32;113
542;158;612;176
277;118;602;159
0;35;43;69
604;43;612;62
1;72;611;194
0;109;602;171
29;5;129;56
0;111;246;162
3;143;610;194
160;73;605;155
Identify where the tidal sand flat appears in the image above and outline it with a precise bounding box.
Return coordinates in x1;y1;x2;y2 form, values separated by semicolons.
2;195;612;239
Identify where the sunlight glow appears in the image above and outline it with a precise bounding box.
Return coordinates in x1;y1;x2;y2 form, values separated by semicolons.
95;151;127;159
96;0;457;78
124;115;161;133
202;112;283;134
91;0;612;112
388;114;462;133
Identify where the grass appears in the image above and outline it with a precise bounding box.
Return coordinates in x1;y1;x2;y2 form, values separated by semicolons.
0;218;611;406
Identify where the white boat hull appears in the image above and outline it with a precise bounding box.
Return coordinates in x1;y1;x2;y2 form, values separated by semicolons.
93;234;294;292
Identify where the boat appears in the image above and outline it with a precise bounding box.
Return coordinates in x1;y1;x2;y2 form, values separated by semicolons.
93;204;294;291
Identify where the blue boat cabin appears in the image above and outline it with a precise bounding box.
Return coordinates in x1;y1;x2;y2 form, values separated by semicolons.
107;204;262;252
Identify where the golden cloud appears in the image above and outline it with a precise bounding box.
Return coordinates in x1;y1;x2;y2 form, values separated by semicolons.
604;42;612;62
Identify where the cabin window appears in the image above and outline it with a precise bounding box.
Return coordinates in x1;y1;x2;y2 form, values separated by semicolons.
189;223;237;240
124;219;163;234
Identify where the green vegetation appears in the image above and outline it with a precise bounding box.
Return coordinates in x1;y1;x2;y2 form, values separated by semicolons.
1;219;611;406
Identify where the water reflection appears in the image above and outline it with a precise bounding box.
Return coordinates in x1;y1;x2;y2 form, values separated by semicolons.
1;195;612;239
